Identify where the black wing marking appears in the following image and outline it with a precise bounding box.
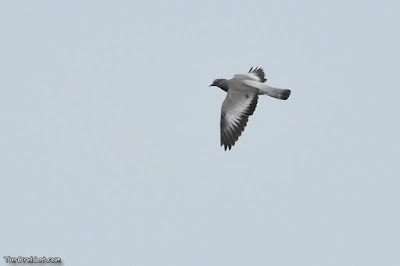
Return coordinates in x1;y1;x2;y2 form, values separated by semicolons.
248;66;267;83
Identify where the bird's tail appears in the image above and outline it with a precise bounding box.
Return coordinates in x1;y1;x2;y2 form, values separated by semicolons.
244;80;291;100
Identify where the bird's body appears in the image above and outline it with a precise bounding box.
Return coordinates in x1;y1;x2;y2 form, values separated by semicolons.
210;67;291;150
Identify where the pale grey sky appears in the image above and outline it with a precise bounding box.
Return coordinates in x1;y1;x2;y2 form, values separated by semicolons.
1;1;399;266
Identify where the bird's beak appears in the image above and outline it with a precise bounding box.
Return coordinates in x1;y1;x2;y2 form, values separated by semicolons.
209;83;214;87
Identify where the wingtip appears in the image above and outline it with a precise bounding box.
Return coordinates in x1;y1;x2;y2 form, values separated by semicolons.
221;142;227;151
221;144;232;151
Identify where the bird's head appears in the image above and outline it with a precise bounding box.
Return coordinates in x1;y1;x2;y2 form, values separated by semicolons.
209;79;228;91
210;79;221;87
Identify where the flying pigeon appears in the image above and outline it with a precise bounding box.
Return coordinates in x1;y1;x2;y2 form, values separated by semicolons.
210;67;291;150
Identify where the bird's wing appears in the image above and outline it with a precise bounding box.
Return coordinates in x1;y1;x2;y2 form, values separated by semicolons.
220;89;259;150
233;67;267;83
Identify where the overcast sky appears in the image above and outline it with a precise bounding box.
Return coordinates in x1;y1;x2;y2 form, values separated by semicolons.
1;1;399;266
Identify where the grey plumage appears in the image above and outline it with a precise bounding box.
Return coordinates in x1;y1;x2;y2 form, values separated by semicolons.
210;67;291;150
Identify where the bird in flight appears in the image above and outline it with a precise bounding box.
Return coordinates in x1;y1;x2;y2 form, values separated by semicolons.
210;67;291;150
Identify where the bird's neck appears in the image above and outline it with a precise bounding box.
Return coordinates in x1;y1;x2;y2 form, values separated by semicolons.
219;79;229;92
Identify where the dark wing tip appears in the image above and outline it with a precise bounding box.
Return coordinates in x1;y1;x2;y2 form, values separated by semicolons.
248;66;267;83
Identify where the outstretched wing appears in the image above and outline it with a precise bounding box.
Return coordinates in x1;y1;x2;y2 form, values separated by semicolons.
220;90;258;150
233;67;267;83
